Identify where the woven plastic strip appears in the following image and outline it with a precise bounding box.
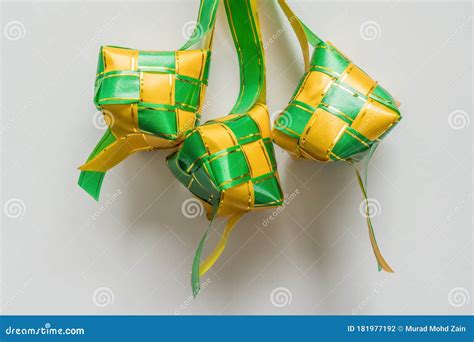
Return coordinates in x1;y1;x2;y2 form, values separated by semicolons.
78;0;219;200
167;0;283;296
168;105;282;216
273;0;400;273
273;0;401;162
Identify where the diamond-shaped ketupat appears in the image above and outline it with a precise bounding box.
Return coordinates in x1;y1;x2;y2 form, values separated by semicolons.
273;41;401;162
167;104;284;218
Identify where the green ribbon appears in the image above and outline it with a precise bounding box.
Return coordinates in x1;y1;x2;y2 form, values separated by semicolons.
349;142;394;273
274;0;398;272
224;0;266;114
191;206;218;297
78;129;116;200
180;0;219;50
179;0;270;296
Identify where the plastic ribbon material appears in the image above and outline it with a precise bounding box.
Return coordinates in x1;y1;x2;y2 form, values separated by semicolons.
167;0;284;296
350;142;393;273
78;0;219;200
77;0;403;296
272;0;400;272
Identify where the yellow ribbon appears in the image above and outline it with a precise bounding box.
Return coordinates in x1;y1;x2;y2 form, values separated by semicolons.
199;213;243;277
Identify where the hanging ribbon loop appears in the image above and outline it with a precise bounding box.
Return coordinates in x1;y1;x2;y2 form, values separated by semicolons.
166;0;284;296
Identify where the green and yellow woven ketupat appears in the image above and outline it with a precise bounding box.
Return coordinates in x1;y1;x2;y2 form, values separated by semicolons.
273;0;402;273
77;0;402;295
167;106;282;217
273;0;401;162
78;0;219;200
167;0;284;296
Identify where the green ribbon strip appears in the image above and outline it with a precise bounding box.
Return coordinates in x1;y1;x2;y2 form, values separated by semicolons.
349;142;394;273
180;0;219;50
78;129;116;200
189;0;268;296
224;0;266;114
191;206;218;297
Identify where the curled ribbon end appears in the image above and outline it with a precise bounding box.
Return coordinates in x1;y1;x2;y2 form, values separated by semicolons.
191;262;202;298
192;284;201;298
78;162;98;172
375;255;394;273
78;170;104;201
191;217;212;299
381;264;394;273
78;161;107;172
86;190;100;202
191;262;203;298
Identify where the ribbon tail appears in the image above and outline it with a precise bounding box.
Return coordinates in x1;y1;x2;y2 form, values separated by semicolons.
200;213;243;276
191;213;243;297
277;0;323;49
78;129;116;200
78;133;151;172
78;170;105;202
354;165;394;273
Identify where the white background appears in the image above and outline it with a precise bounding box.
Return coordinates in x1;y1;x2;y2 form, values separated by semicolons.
1;0;472;315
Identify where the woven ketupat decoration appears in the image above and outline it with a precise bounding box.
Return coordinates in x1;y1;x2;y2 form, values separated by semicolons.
273;3;401;161
167;0;283;296
274;48;401;161
83;47;210;163
78;0;219;200
273;0;401;272
168;104;282;217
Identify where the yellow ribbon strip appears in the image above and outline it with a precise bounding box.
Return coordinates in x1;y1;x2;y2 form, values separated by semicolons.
277;0;311;71
353;165;394;273
78;134;153;172
199;213;243;277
